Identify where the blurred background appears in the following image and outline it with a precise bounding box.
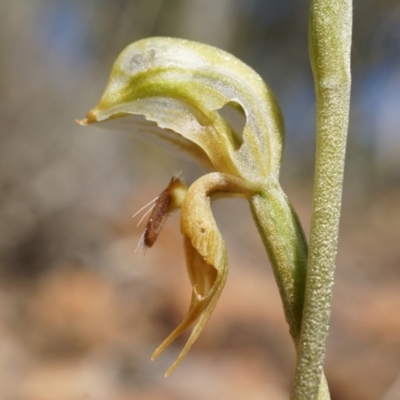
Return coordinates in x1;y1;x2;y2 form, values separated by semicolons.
0;1;399;399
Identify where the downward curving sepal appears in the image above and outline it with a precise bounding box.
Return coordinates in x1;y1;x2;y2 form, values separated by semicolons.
151;174;228;376
151;173;258;376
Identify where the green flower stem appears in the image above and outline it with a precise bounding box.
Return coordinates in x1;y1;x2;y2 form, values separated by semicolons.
251;186;328;397
292;1;352;399
250;184;307;343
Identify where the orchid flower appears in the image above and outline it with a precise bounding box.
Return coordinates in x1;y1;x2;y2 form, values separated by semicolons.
78;4;353;394
78;37;308;376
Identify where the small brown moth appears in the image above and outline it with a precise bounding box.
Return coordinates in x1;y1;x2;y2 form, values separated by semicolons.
133;174;187;253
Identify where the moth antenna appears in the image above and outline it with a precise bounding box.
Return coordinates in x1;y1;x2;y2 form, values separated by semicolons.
132;196;159;219
172;171;183;181
136;203;156;227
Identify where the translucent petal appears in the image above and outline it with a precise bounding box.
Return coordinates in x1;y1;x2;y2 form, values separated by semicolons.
78;37;284;181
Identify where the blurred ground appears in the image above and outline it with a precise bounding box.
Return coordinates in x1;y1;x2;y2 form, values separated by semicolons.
1;184;400;400
0;1;399;400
